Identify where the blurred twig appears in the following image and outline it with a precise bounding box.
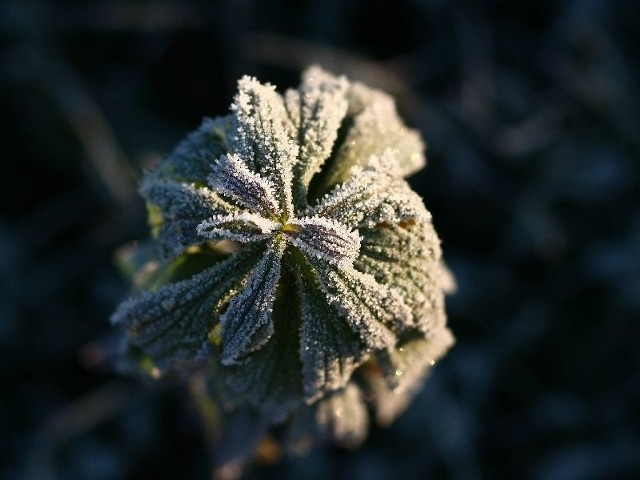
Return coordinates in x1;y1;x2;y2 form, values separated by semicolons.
247;32;430;120
7;1;138;210
25;381;147;480
218;0;254;95
249;32;408;92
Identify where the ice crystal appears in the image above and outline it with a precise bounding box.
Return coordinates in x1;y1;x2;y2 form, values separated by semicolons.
112;65;454;468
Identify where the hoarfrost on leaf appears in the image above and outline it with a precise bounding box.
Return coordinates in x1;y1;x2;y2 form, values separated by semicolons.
111;244;264;369
284;65;349;205
196;212;280;244
208;154;281;217
112;65;455;470
286;216;361;267
307;149;430;229
219;237;285;365
140;180;234;260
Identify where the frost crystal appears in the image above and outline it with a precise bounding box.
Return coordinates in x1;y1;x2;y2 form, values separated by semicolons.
112;66;454;467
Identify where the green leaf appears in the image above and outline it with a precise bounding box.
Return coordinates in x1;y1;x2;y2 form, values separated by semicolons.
313;263;410;350
376;328;455;392
219;238;286;365
141;180;235;259
197;212;280;244
284;66;349;206
230;76;298;218
355;222;447;334
114;240;157;283
292;255;367;402
146;116;231;185
224;267;303;423
315;81;425;192
306;150;430;230
111;245;264;369
287;215;361;267
208;153;282;218
137;245;231;293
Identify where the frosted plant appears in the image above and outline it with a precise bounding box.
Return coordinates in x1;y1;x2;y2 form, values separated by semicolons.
112;66;454;469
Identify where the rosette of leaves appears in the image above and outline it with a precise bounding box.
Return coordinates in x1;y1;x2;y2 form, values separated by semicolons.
112;66;454;469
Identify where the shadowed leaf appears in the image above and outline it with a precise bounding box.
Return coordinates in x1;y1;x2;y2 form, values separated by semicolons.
141;181;234;259
111;245;264;369
294;260;367;402
220;238;286;365
225;267;303;423
146;116;231;185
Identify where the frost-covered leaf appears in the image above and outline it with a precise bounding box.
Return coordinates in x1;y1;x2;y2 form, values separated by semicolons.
208;154;281;217
313;83;425;193
355;222;446;333
312;263;411;349
141;180;234;259
134;246;231;294
292;257;367;402
325;83;425;188
284;66;349;205
219;238;285;365
225;270;302;423
111;245;263;369
229;76;298;218
146;116;231;185
197;212;280;244
307;150;430;230
287;216;361;267
113;65;454;460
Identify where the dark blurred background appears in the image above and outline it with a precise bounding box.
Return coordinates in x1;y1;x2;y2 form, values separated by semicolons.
1;1;639;479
